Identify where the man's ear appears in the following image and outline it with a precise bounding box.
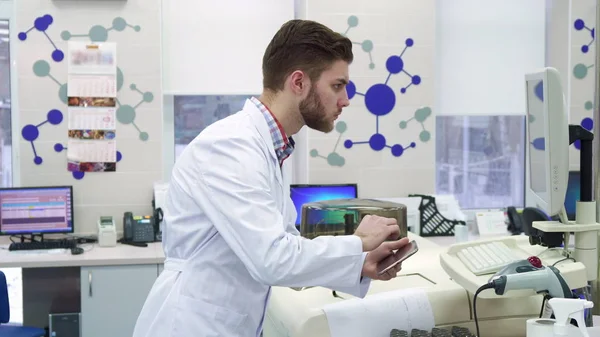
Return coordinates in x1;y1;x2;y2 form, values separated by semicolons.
289;70;307;95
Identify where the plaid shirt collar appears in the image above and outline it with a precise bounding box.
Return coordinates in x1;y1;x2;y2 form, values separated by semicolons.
250;97;295;166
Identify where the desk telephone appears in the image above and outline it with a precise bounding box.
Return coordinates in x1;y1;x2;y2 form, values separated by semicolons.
122;212;157;247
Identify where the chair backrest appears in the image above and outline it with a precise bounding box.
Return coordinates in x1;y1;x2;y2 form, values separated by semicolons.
0;270;9;324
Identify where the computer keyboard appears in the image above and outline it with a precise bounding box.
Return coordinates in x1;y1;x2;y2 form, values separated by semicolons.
390;326;475;337
456;241;520;275
9;240;76;251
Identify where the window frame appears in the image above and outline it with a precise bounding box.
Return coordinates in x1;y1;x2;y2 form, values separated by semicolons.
0;0;18;187
434;114;527;210
162;95;175;182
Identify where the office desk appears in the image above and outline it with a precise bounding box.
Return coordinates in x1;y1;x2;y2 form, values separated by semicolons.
0;238;166;337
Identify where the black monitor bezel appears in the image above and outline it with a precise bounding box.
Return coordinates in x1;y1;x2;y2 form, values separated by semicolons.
0;185;75;236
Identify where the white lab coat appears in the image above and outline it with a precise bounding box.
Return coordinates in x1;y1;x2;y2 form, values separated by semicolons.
132;99;371;337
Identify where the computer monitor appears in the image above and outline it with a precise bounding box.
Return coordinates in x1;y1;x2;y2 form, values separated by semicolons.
290;184;358;226
0;186;74;236
524;67;569;217
565;171;581;221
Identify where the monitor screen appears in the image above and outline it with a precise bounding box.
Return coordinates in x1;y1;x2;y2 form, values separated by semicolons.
0;186;74;235
565;171;580;220
290;184;357;226
526;79;547;197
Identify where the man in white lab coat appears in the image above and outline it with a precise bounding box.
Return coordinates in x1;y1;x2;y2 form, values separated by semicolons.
132;19;411;337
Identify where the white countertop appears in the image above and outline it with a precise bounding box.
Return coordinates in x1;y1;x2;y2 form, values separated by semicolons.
0;237;166;268
0;229;487;269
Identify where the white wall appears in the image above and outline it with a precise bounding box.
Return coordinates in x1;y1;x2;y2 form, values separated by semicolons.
436;0;546;116
8;0;572;232
14;0;162;233
162;0;294;95
299;0;437;198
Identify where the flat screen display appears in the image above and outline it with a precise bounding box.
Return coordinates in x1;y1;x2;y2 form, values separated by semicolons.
290;184;357;226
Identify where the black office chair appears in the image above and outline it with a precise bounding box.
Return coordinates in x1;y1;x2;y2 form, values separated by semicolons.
0;270;46;337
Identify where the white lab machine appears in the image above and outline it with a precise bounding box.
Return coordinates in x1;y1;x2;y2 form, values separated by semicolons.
97;216;117;247
263;68;600;337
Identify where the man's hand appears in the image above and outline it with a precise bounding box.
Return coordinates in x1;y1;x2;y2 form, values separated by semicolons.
361;237;410;280
353;215;400;252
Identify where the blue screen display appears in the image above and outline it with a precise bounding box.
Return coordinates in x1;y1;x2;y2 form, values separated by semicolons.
565;171;580;220
290;185;357;225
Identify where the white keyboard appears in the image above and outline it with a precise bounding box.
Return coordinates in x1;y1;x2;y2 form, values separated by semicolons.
456;241;520;275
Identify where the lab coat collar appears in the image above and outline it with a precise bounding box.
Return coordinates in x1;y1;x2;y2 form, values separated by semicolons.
248;96;295;166
243;99;284;188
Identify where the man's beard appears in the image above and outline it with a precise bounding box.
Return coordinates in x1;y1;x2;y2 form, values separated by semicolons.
299;87;333;133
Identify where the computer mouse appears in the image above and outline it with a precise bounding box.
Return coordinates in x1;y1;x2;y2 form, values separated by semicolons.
71;247;84;255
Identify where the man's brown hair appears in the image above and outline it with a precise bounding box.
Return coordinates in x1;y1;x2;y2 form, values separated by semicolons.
262;20;353;92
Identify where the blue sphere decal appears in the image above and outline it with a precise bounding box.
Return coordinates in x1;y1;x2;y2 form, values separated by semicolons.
365;84;396;116
346;81;356;99
574;117;594;150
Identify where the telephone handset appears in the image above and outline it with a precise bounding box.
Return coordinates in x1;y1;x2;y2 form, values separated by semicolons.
506;206;524;235
152;200;163;242
121;212;155;247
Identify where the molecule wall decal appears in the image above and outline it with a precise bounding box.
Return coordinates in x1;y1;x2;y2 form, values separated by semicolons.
343;38;425;157
61;17;140;42
18;15;65;62
341;15;375;70
116;84;154;141
574;18;595;54
572;16;596;151
310;105;432;167
21;109;64;165
311;15;430;167
573;62;594;80
309;122;348;167
399;107;432;143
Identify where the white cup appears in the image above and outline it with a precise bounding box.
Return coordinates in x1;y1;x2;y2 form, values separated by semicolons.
454;224;468;243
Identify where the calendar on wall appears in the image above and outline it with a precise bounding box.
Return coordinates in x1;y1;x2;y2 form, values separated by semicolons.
66;41;118;173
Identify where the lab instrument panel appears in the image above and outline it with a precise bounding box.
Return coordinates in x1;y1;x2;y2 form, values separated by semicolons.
440;235;587;298
264;234;588;337
391;326;475;337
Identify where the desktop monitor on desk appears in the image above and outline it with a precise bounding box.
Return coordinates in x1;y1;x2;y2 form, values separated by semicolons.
0;186;74;236
439;68;594;299
525;67;570;219
290;184;358;226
